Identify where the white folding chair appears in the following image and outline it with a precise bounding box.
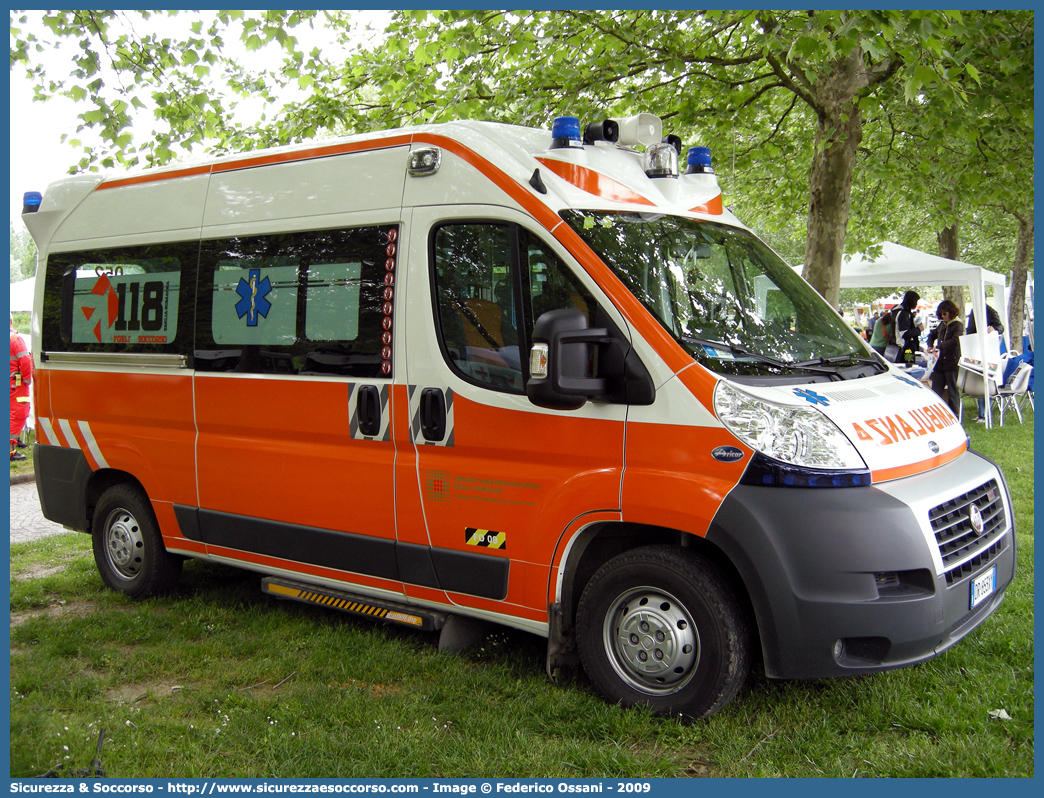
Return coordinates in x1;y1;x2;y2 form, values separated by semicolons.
996;362;1033;425
957;333;1008;428
957;359;1003;427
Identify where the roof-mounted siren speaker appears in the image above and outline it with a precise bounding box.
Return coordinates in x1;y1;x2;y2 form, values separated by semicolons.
611;114;662;147
583;119;619;145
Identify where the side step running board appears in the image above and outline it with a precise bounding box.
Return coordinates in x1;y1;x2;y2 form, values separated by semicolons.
262;577;446;632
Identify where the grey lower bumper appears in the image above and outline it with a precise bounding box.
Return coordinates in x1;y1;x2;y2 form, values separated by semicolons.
706;450;1016;679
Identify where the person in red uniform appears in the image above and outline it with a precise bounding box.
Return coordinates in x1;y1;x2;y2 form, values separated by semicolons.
10;315;33;461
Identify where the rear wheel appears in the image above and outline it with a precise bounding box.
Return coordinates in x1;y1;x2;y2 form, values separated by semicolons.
576;545;751;720
92;484;181;598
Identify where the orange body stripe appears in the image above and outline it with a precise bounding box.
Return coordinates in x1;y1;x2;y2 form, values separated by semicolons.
535;157;655;206
419;135;563;231
96;164;212;190
67;424;102;471
871;442;967;483
690;195;723;215
210;135;415;173
51;421;75;449
34;421;51;446
164;538;208;556
95;137;418;191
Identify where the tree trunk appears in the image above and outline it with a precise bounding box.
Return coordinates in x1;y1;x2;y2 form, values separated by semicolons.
801;51;867;309
1007;214;1033;350
937;221;964;318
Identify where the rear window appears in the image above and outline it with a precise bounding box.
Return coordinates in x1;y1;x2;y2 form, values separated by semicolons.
42;242;198;357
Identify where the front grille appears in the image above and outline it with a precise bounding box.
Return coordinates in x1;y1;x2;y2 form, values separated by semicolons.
929;478;1008;586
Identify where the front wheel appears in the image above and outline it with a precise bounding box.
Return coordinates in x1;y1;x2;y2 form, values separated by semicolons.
92;484;182;599
576;545;751;720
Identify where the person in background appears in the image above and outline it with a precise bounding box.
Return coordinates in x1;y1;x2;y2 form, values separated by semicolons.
892;290;921;364
10;313;34;461
928;300;964;416
926;315;942;350
869;310;894;356
966;303;1006;422
966;303;1005;337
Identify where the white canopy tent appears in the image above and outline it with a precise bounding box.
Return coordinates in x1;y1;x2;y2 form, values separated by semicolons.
832;240;1009;358
8;276;36;313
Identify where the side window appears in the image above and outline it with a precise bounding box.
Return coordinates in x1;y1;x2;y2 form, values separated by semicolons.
432;223;595;392
521;230;596;331
42;242;197;358
195;226;398;377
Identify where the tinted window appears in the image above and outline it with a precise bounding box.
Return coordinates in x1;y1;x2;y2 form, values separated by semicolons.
432;223;595;392
562;211;870;378
43;242;198;357
195;226;398;377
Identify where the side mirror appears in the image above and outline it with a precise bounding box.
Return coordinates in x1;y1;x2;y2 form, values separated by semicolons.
526;308;611;410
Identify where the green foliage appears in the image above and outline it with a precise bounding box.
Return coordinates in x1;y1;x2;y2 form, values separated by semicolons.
10;427;35;477
842;10;1032;275
10;10;321;170
10;224;37;281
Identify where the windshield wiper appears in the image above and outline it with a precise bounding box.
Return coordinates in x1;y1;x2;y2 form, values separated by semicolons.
792;354;887;372
680;335;787;367
681;335;845;378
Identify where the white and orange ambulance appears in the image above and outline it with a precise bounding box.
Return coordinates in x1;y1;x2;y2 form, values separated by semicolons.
23;113;1015;719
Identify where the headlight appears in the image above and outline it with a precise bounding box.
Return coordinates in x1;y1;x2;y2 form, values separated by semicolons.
713;381;866;470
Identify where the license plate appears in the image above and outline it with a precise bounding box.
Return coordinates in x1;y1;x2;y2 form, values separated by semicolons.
970;565;997;609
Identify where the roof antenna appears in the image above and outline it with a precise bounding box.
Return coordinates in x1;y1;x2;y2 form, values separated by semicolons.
529;168;547;195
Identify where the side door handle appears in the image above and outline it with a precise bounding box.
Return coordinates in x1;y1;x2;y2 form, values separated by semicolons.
420;387;446;442
357;384;382;438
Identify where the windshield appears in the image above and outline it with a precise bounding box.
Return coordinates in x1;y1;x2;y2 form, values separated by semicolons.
562;211;878;380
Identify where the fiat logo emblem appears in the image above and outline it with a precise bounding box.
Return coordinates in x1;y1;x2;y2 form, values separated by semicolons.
969;505;985;535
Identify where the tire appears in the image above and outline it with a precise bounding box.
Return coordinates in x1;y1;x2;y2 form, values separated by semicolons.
92;484;182;599
576;545;751;720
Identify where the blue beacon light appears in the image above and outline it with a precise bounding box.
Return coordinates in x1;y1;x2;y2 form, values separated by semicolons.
685;147;713;174
550;116;583;149
22;191;43;214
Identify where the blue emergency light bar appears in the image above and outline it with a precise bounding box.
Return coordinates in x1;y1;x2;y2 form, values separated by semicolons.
22;191;42;214
686;147;713;174
550;116;583;149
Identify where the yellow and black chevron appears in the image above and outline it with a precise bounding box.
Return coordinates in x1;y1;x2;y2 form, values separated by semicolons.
465;527;507;550
263;579;426;628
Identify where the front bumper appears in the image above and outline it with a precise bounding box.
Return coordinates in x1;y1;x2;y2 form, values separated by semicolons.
705;450;1016;679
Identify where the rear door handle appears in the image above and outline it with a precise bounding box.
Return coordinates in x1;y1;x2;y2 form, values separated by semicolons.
420;387;446;442
358;384;381;438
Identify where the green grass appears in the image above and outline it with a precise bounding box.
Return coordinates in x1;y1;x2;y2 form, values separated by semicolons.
10;428;35;478
9;403;1034;778
12;311;31;334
